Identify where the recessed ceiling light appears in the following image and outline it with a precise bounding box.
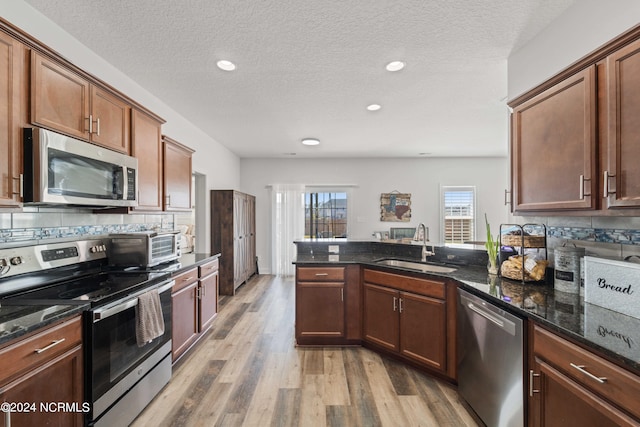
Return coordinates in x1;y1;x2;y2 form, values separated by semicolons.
301;138;320;146
216;60;236;71
367;104;382;111
385;61;405;72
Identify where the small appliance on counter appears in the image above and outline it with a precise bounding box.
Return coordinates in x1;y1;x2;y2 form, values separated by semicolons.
107;230;181;267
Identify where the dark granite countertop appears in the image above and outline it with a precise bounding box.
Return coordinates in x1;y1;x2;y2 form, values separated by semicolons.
0;302;88;347
294;253;640;374
176;252;221;272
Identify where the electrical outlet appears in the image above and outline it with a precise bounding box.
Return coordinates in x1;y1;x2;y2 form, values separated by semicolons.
328;245;339;254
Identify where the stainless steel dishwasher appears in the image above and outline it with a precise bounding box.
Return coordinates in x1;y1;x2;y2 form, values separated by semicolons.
457;288;524;427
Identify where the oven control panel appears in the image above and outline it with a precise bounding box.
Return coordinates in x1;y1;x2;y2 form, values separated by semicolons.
0;239;108;279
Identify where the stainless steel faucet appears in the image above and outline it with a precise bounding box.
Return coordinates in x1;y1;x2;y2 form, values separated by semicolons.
415;223;435;262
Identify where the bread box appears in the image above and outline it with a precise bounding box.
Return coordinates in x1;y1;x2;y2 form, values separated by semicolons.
584;256;640;320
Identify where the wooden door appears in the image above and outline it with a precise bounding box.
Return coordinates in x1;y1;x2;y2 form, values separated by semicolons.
163;136;193;211
399;291;446;371
605;38;640;208
171;282;199;361
363;283;399;352
511;66;597;212
131;109;163;211
31;52;90;140
0;32;22;207
295;282;345;338
0;346;84;427
529;358;638;427
198;271;218;332
89;85;130;153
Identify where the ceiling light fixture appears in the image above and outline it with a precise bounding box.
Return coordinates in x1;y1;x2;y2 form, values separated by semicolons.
301;138;320;146
216;60;236;71
385;61;405;72
366;104;382;111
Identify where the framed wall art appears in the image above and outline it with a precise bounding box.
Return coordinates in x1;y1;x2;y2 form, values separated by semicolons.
380;192;411;222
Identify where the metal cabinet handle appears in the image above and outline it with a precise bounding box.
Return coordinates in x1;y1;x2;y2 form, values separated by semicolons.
315;273;329;276
570;363;607;384
166;195;171;206
393;296;397;312
11;175;23;197
399;298;403;313
5;409;10;427
182;276;195;282
196;287;202;300
340;288;343;302
504;189;511;206
95;117;100;135
529;370;540;396
603;170;616;198
202;283;206;298
579;175;591;200
35;338;66;354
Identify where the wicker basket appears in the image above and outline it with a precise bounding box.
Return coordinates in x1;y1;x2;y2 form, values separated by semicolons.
501;234;545;248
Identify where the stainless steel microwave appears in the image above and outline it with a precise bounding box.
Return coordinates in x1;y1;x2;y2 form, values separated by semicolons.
23;127;138;207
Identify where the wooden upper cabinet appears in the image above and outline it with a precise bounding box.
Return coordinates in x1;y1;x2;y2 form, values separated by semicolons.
511;66;598;212
0;31;26;208
605;38;640;208
31;52;90;140
131;109;163;211
31;51;131;153
89;85;131;153
163;136;194;211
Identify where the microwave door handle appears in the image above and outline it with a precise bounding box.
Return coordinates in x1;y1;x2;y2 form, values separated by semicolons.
121;165;128;201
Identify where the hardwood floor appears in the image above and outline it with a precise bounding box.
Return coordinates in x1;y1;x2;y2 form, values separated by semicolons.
132;275;482;427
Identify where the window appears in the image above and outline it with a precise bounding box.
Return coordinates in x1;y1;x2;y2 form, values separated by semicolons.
441;186;476;244
304;192;348;238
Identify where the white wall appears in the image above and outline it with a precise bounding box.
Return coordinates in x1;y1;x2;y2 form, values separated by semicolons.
241;157;509;274
0;1;241;251
508;0;640;100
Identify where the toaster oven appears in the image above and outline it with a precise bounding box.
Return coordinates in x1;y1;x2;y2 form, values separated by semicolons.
108;231;181;267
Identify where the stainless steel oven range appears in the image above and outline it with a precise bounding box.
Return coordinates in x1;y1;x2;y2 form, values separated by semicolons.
0;239;174;427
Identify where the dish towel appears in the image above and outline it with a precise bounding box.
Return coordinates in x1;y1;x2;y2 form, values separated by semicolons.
135;289;165;347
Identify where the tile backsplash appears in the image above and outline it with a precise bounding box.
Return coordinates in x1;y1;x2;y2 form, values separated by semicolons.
0;208;175;247
514;216;640;266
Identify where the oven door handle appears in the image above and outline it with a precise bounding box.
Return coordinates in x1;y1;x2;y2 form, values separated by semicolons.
93;279;175;322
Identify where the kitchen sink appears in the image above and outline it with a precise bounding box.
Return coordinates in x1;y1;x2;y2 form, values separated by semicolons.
375;259;457;274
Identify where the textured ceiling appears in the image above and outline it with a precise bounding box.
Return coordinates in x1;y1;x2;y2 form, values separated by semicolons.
23;0;576;158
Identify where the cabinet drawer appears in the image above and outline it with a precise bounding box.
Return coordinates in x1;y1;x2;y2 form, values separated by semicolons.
199;258;219;277
533;325;640;420
173;267;198;292
363;269;445;299
0;316;82;385
297;267;345;282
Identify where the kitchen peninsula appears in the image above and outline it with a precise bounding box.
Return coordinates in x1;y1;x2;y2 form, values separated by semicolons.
294;239;640;425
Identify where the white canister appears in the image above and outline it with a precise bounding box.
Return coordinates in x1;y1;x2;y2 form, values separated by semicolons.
554;244;585;294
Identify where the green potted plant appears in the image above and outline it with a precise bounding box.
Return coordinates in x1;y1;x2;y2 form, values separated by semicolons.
485;214;500;275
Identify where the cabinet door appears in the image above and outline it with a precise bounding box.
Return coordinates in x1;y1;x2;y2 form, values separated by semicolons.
0;346;84;427
31;52;90;140
171;282;199;361
163;137;193;211
198;271;218;332
89;85;130;153
296;282;345;338
131;109;163;211
511;66;597;211
605;38;640;208
529;358;638;427
399;291;446;371
0;32;22;207
363;283;399;352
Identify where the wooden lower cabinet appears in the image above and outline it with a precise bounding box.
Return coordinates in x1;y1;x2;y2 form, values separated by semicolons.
529;323;640;426
0;316;84;427
363;277;447;373
295;265;360;345
171;258;219;362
